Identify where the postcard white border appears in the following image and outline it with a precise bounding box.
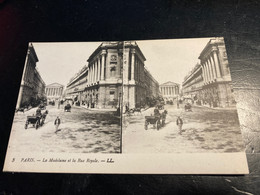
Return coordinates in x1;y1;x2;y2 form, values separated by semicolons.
4;152;249;174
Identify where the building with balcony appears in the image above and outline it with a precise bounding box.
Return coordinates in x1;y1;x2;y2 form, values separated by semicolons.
16;43;46;109
182;37;235;108
182;63;204;103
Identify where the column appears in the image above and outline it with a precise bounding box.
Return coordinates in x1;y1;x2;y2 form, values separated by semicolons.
209;57;215;80
89;66;91;84
203;63;207;83
206;60;213;82
203;65;207;84
96;60;98;81
97;57;100;81
93;62;96;83
131;49;135;81
92;63;95;83
201;65;206;84
91;65;94;83
213;51;221;78
90;64;93;83
205;62;210;83
209;55;216;80
101;50;106;80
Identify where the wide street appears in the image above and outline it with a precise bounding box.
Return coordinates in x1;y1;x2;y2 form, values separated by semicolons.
8;104;120;153
122;103;245;153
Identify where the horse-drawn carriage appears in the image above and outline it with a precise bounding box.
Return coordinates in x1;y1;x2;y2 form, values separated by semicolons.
24;110;48;130
145;115;161;130
184;103;192;112
64;104;71;112
144;109;167;130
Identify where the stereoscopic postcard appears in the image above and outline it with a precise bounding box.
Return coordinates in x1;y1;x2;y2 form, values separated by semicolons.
3;38;249;174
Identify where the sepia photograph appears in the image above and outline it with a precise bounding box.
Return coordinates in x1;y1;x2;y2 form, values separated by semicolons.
122;38;246;154
4;38;248;174
7;42;122;154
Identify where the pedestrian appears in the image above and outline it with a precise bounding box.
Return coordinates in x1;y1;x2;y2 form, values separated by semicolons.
54;116;61;132
58;101;60;109
176;116;183;134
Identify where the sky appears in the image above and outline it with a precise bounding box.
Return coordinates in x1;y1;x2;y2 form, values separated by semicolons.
137;38;212;85
33;42;102;86
32;38;213;87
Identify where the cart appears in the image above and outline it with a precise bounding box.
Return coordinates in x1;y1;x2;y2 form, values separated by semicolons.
144;115;161;130
24;115;44;129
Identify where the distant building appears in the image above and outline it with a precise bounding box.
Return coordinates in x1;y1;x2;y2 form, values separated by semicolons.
45;83;64;101
159;81;180;102
16;43;46;109
66;41;159;109
182;37;235;107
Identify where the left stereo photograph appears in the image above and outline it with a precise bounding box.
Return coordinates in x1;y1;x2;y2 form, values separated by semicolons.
5;42;123;156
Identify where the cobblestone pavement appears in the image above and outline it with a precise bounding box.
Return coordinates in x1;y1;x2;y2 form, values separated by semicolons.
122;104;245;153
8;105;120;153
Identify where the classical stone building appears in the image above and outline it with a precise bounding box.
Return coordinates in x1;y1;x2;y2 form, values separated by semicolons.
182;37;235;108
16;43;46;109
144;68;160;101
45;83;64;101
182;63;204;103
66;41;159;109
159;81;180;102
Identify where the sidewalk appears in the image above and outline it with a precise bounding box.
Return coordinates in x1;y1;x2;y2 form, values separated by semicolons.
190;103;237;111
79;105;116;112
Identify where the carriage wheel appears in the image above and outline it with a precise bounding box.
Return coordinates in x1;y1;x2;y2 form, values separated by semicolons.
145;121;148;130
35;121;39;129
156;120;160;130
162;120;165;127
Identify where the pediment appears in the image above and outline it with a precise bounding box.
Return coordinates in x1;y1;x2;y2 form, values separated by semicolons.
46;83;64;88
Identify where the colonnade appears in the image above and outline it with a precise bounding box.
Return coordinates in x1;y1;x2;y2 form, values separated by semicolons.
160;86;179;96
46;87;63;97
201;49;222;84
123;48;136;83
88;50;106;84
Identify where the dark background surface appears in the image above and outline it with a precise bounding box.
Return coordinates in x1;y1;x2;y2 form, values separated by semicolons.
0;0;260;194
